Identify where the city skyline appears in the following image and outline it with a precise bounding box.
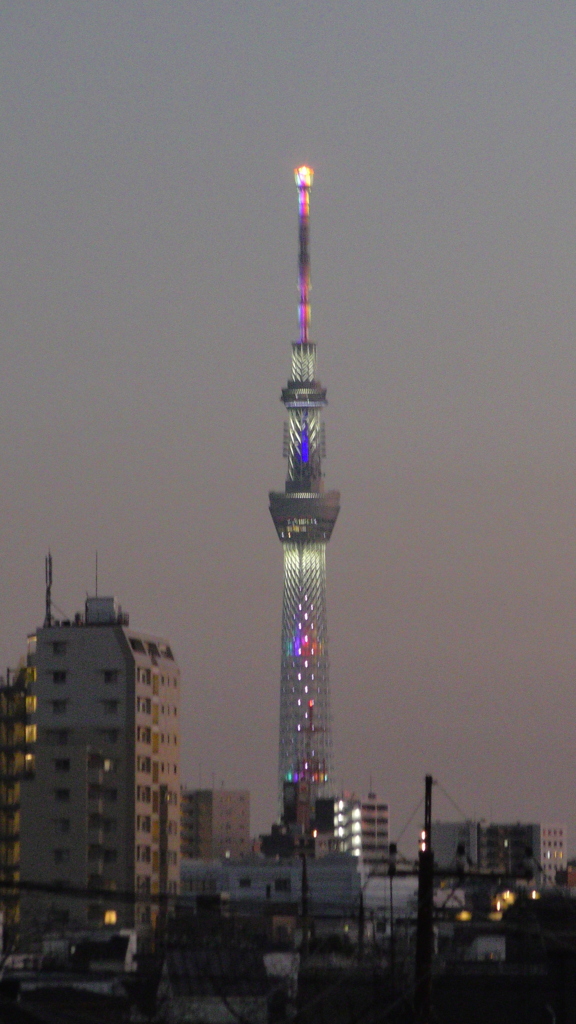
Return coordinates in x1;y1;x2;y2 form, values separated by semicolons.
2;4;576;844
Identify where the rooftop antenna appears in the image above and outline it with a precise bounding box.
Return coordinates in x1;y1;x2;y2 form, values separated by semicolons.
95;551;98;597
295;166;313;344
44;552;53;628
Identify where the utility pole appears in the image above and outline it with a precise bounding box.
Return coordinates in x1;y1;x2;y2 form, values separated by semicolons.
388;841;397;986
415;775;434;1024
357;889;365;961
301;852;310;958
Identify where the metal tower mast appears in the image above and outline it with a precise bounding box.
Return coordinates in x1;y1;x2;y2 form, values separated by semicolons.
269;167;340;812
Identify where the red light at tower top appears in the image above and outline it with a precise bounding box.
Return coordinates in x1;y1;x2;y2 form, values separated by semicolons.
295;165;313;345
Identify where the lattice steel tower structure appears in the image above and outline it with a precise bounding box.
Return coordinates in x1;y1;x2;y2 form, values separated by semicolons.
269;167;340;812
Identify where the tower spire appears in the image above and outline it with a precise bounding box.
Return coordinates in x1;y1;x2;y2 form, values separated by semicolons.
269;168;340;815
295;166;313;345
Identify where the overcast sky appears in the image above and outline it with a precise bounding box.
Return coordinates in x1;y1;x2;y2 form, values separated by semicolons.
2;1;576;848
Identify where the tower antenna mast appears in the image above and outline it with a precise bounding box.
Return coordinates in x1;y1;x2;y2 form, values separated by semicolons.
295;166;313;345
44;552;53;628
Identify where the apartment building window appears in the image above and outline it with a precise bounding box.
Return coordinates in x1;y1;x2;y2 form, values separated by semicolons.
104;788;118;802
137;726;151;743
137;815;151;833
54;849;70;864
137;756;151;773
54;789;70;802
53;671;67;684
103;670;118;684
52;641;67;656
52;700;67;714
275;878;291;892
130;638;146;654
103;818;117;834
54;818;70;833
104;849;117;864
54;759;70;772
101;700;119;714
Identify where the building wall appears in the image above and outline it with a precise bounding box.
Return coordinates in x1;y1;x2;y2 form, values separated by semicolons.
19;602;180;944
539;824;566;886
336;793;389;866
180;853;360;913
431;822;479;869
429;821;566;887
478;823;541;880
180;789;250;860
181;790;213;860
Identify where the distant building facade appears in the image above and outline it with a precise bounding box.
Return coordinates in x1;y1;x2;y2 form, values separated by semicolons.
0;665;37;947
430;821;566;887
181;853;360;916
336;793;389;867
432;821;479;869
181;789;250;860
19;596;181;942
538;824;566;886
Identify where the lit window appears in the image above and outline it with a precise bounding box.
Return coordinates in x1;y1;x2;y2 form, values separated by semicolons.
104;910;117;925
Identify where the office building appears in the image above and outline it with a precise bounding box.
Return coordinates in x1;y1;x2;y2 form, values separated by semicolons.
336;793;389;867
180;788;250;860
269;167;340;815
19;594;181;942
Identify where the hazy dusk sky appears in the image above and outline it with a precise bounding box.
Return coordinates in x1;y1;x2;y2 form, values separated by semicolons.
2;2;576;847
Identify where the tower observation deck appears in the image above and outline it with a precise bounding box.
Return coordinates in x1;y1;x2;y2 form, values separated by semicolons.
269;167;340;813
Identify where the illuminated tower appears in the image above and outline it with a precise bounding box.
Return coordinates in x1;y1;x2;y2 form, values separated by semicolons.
269;167;340;813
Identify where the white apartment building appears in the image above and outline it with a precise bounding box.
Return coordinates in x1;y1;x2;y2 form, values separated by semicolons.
336;793;389;868
20;596;180;943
